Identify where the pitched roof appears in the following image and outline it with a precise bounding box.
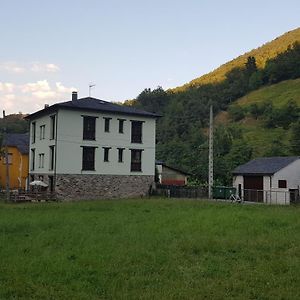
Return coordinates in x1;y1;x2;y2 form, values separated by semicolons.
26;97;161;119
3;133;29;154
232;156;300;175
155;160;191;176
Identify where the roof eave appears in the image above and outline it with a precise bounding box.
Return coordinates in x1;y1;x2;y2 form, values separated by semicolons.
232;172;274;176
25;104;161;120
25;105;59;120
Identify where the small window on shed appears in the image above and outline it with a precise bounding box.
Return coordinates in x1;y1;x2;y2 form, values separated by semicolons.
278;180;287;188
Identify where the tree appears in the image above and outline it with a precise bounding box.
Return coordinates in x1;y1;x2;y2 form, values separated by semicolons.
248;71;263;90
264;140;289;157
290;120;300;155
135;86;169;114
245;56;257;75
228;105;245;121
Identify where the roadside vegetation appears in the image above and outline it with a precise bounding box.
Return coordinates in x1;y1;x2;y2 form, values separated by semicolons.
1;199;300;299
127;31;300;185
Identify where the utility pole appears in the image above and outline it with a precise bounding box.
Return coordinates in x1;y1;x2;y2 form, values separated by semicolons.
3;110;10;201
208;105;214;199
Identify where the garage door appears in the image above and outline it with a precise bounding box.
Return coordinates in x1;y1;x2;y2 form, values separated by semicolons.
244;176;263;202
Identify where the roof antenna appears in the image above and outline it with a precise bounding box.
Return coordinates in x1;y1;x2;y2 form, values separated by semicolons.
89;83;96;97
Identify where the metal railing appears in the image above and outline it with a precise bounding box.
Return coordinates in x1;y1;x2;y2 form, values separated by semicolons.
240;189;299;205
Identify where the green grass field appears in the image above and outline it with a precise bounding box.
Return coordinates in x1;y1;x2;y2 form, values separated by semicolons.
237;78;300;108
223;78;300;156
1;199;300;299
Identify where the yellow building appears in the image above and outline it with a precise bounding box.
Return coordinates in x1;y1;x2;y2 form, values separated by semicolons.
0;133;29;190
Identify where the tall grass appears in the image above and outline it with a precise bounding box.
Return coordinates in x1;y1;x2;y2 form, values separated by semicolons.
1;199;300;299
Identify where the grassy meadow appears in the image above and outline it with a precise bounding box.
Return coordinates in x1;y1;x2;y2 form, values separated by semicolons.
1;199;300;299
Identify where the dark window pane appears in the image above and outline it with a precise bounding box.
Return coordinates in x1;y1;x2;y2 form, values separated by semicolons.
50;115;56;139
49;146;55;170
104;118;110;132
131;149;142;171
103;147;110;162
83;116;96;140
278;180;287;188
31;149;35;170
131;121;142;143
82;147;95;170
119;119;124;133
32;122;36;143
118;148;124;162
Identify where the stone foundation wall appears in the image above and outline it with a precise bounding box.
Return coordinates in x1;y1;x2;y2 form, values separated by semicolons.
55;174;154;200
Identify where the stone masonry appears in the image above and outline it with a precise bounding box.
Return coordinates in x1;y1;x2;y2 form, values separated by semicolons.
55;174;154;200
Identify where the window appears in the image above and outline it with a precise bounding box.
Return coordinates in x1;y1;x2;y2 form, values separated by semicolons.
31;149;35;171
118;119;125;133
38;153;45;168
104;117;111;132
83;116;96;140
278;180;287;188
82;146;96;170
50;115;56;140
131;121;143;143
103;147;111;162
40;125;46;140
130;149;142;172
32;122;36;143
2;153;12;165
49;146;55;170
118;148;124;163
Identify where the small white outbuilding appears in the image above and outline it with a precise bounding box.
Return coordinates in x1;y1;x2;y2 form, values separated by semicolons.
232;156;300;205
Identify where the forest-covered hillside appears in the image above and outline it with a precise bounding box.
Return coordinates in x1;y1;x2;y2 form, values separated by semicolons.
129;28;300;185
173;27;300;92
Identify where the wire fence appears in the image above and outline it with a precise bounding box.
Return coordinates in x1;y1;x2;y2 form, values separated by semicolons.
0;190;57;202
151;184;300;205
242;188;299;205
151;184;208;199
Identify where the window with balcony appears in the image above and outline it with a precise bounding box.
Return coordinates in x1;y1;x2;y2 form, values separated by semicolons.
83;116;96;140
130;149;142;172
82;146;96;170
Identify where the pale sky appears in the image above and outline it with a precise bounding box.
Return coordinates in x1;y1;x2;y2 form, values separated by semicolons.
0;0;299;114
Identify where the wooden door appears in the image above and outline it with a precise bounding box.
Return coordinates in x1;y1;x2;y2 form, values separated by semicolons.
244;176;263;202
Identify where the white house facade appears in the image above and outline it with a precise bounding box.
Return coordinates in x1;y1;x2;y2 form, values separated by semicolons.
26;92;160;199
233;157;300;205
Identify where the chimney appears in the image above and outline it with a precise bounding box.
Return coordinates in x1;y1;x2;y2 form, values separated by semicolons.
72;91;78;101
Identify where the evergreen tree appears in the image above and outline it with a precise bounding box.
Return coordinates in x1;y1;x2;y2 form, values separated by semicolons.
245;56;257;75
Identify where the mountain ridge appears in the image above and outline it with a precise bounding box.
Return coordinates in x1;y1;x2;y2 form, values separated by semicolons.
171;27;300;92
